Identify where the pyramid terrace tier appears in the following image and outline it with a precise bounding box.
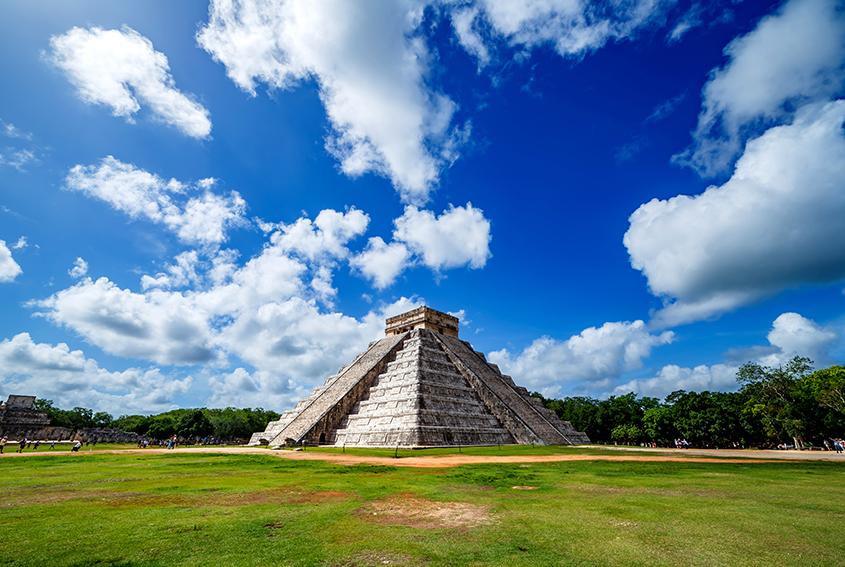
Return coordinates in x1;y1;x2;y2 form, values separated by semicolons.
328;425;515;448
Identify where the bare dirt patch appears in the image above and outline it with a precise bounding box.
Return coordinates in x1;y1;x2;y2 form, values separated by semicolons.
359;496;492;530
332;551;423;566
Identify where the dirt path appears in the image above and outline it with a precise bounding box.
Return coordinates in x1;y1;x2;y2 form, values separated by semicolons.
6;445;840;466
580;445;845;462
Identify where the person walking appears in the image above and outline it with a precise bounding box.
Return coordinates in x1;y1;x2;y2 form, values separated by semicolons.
0;437;6;454
17;437;27;453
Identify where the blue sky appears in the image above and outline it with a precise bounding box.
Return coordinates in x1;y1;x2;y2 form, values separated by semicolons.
1;0;844;416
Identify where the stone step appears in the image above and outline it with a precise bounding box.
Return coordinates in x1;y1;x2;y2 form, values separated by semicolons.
267;332;407;445
434;334;572;445
355;395;487;411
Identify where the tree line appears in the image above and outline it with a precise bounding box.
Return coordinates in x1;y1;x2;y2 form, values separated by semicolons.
29;357;844;447
32;400;280;442
532;358;845;449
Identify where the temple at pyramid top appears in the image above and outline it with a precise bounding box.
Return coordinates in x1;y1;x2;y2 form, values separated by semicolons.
385;306;459;337
250;307;590;448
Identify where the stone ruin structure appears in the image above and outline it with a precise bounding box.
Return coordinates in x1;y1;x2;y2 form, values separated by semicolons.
250;307;590;448
0;395;50;437
0;395;144;443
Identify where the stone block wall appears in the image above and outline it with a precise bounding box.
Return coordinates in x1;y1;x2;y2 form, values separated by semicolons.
327;331;514;447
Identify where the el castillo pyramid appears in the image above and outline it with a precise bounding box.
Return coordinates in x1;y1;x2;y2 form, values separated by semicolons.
249;307;590;447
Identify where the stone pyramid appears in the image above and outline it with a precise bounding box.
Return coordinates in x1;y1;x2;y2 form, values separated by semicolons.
249;307;590;447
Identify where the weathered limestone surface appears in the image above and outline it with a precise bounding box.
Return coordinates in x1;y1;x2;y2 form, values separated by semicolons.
385;306;459;338
434;334;591;445
249;307;590;447
0;396;144;442
327;330;514;447
250;332;408;446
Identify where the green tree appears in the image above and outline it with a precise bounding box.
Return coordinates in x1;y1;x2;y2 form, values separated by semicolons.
112;414;150;434
177;409;213;440
737;356;815;447
92;411;113;428
536;393;658;442
805;365;845;415
642;406;676;445
32;398;55;412
611;424;642;444
548;396;602;440
147;417;176;440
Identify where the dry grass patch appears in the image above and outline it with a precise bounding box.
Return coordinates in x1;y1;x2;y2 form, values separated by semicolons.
359;495;493;529
332;551;423;566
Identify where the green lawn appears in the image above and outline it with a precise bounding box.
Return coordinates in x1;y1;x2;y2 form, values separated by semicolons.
0;448;842;566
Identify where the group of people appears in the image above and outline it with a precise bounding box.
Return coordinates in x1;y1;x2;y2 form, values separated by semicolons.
0;437;49;452
135;436;180;449
0;437;94;453
823;439;845;453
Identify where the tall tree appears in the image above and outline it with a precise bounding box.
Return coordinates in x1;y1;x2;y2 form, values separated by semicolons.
737;356;814;447
805;365;845;415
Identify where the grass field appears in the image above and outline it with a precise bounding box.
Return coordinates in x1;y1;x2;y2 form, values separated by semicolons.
1;446;842;566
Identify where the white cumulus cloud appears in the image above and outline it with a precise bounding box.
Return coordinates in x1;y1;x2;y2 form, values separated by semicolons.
275;208;369;263
48;26;212;139
350;237;412;290
674;0;845;176
453;0;670;64
198;0;464;203
351;203;492;288
609;363;739;400
626;100;845;327
35;209;424;387
68;257;88;279
0;240;22;282
394;203;492;270
205;367;308;410
757;312;839;368
65;157;247;247
609;312;840;399
0;333;191;415
488;320;674;398
196;1;673;201
38;277;221;366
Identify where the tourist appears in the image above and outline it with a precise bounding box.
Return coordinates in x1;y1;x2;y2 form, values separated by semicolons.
33;440;40;451
71;440;82;452
18;437;27;453
50;441;55;450
0;437;6;454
